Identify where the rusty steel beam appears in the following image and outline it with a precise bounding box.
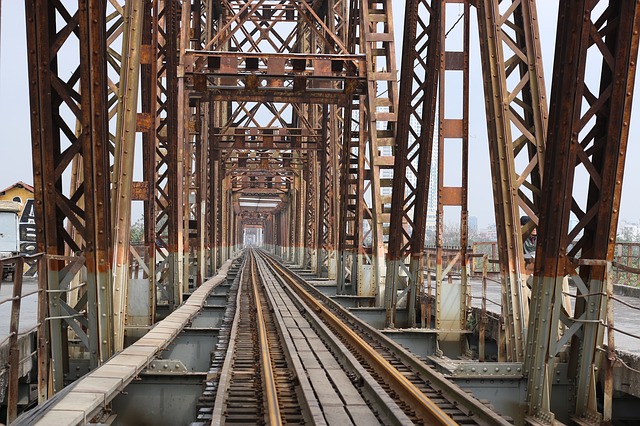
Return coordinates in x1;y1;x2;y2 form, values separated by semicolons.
178;0;191;295
212;126;322;148
476;0;548;363
153;0;185;311
188;50;365;96
335;0;361;293
295;165;306;266
358;0;399;301
433;1;470;353
288;183;296;262
110;0;145;352
219;173;230;263
384;0;441;329
185;97;197;287
337;93;365;295
305;152;318;271
525;1;640;422
139;0;159;324
186;97;209;287
336;0;365;294
318;104;339;279
207;100;218;272
25;0;114;390
317;0;346;279
197;0;356;274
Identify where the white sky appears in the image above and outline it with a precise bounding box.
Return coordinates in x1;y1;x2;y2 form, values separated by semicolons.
1;2;639;228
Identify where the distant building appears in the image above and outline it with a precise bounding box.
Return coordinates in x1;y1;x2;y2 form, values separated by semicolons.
468;216;478;234
617;219;640;241
0;182;36;254
477;224;497;242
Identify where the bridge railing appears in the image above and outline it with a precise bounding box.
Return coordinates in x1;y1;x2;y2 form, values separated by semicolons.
468;240;640;287
0;253;89;423
614;242;640;286
565;258;640;420
0;253;46;424
129;244;150;280
470;242;500;275
420;248;502;340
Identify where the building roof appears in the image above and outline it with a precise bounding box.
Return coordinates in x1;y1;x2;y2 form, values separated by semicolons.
0;181;34;195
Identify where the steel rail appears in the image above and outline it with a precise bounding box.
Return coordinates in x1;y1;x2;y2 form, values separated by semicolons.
249;253;283;426
259;252;457;426
266;251;512;426
210;260;246;423
253;251;408;424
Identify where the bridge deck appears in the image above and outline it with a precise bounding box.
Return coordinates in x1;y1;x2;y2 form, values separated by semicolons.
21;260;233;426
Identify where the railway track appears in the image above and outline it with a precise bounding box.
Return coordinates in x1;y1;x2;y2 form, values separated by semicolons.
20;250;511;425
258;250;511;425
198;254;305;425
199;249;511;425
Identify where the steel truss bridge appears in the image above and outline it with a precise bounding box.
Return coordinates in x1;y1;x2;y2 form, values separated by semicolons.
6;0;640;424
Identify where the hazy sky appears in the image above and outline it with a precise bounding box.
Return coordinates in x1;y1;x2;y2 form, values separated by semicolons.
1;2;639;227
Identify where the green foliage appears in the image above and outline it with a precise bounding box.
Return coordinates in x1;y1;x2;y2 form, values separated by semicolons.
130;217;144;244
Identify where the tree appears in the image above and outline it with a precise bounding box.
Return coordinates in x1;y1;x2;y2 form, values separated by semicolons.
130;217;144;244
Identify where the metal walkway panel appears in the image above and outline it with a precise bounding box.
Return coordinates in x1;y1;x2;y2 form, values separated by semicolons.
32;259;235;426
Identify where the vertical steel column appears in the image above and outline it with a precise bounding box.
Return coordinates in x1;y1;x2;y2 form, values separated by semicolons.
25;0;113;388
297;166;306;267
337;94;365;295
185;99;197;287
273;212;279;256
200;101;210;278
198;5;221;276
111;0;144;352
525;1;640;422
288;189;296;262
207;103;217;273
476;0;548;362
234;210;241;253
322;104;340;279
141;0;158;323
318;105;335;278
276;210;282;256
359;0;399;299
384;0;441;328
434;1;470;352
319;0;346;279
154;0;184;311
178;0;190;295
189;97;209;286
221;181;229;261
336;0;361;294
306;152;318;272
212;148;223;269
229;198;235;255
291;167;300;265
